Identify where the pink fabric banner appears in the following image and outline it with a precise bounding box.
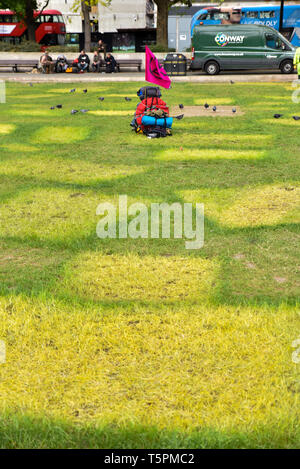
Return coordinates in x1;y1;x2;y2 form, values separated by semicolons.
145;46;171;89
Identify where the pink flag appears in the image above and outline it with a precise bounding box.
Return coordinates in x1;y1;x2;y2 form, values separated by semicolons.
145;46;171;89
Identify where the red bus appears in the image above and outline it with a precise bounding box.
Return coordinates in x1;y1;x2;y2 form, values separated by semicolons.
0;9;66;45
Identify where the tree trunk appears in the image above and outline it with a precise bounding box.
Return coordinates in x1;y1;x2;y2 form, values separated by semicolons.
155;0;169;48
25;0;36;42
279;0;284;32
82;1;91;52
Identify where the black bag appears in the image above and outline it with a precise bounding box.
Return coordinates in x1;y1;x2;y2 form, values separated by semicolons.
143;126;168;138
137;86;161;101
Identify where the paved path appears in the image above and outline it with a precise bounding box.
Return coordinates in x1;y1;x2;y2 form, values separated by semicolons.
0;71;298;84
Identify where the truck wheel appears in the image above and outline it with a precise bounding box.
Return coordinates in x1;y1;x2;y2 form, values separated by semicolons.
280;60;293;74
204;61;220;75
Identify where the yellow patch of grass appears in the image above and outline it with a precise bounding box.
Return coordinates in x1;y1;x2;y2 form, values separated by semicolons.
0;144;37;152
262;118;300;126
13;94;52;99
221;184;300;227
32;126;90;143
178;132;273;149
0;296;298;431
0;188;100;242
194;97;234;105
46;88;106;94
13;109;54;117
63;253;218;302
89;110;132;116
157;149;265;161
102;94;137;98
0;124;15;135
0;156;144;183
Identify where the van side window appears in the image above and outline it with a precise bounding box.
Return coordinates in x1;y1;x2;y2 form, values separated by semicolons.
265;34;281;49
260;11;275;19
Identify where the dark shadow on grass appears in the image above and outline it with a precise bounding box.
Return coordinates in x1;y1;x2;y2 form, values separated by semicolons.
0;216;299;308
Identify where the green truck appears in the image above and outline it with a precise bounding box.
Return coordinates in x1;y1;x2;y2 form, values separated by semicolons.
191;24;296;75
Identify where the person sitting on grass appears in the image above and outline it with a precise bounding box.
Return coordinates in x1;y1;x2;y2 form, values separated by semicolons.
40;51;53;74
77;50;90;73
92;50;101;72
105;53;117;73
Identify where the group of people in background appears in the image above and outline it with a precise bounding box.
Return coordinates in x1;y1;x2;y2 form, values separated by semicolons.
40;40;117;74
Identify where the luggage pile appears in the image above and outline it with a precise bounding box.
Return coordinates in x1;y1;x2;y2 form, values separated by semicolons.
131;86;173;139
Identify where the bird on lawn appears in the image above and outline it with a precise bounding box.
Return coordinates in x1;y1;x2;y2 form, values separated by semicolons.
179;104;184;109
274;114;283;118
98;97;105;101
204;103;209;109
80;109;89;113
83;89;88;93
125;97;132;101
56;104;62;109
71;109;78;114
50;106;55;110
232;108;237;113
292;115;300;120
70;88;76;93
213;106;217;112
230;80;235;84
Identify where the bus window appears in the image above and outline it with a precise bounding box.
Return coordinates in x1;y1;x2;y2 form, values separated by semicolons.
246;11;259;19
260;11;275;19
197;13;207;21
266;33;281;49
43;15;53;22
52;15;64;23
205;12;214;20
1;15;13;22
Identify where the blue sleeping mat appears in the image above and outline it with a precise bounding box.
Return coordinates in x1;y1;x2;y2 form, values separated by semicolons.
142;116;173;128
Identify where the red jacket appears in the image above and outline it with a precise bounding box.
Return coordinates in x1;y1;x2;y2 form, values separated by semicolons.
135;97;169;128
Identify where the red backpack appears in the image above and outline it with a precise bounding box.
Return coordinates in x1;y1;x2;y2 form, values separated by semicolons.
135;96;169;131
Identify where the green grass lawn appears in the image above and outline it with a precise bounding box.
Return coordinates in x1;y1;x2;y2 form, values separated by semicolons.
0;81;299;449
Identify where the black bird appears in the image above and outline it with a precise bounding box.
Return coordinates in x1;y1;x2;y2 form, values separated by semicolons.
274;113;283;118
232;108;237;113
179;104;184;109
50;106;55;110
175;114;184;120
292;115;300;120
80;109;89;113
204;103;209;109
56;104;62;109
83;89;88;93
230;80;235;84
213;106;217;112
71;109;78;114
98;97;105;101
125;97;132;101
70;88;76;93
